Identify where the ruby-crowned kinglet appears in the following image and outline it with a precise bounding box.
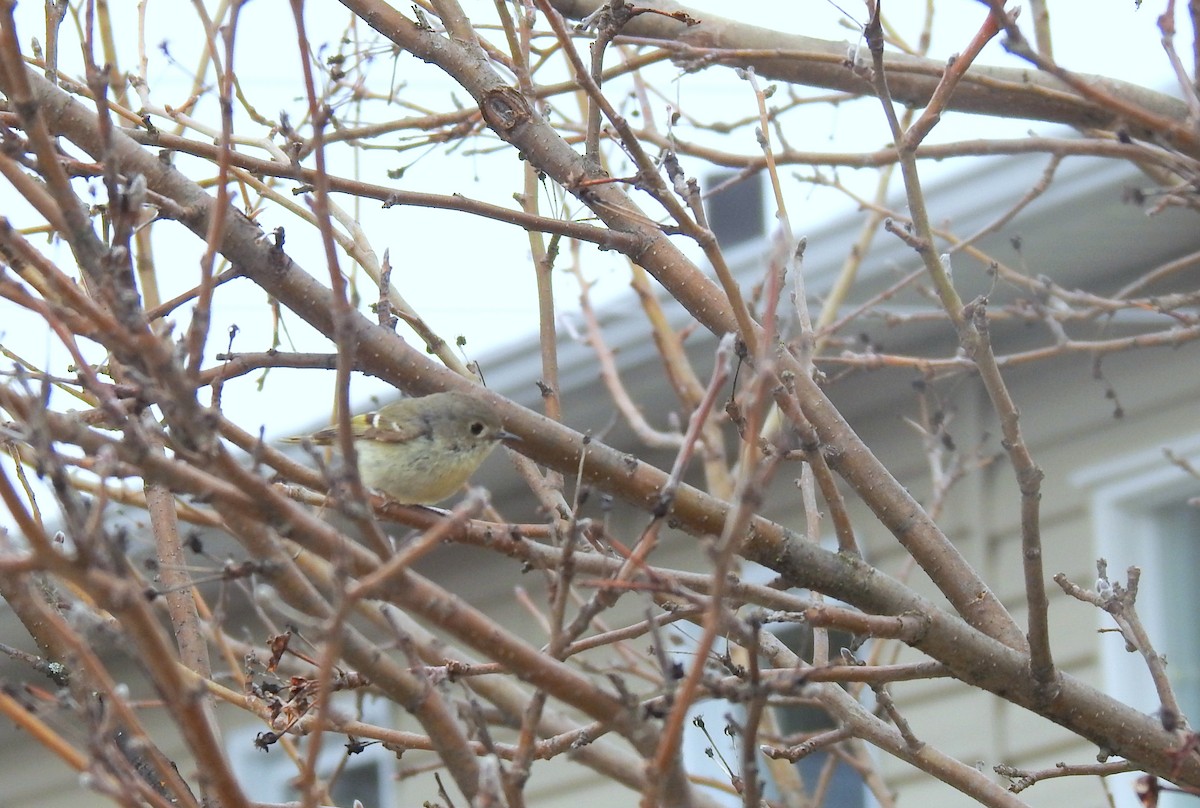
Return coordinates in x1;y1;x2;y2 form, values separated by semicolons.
283;391;516;505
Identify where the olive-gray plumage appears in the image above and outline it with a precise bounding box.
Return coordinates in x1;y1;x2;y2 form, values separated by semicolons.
284;391;512;504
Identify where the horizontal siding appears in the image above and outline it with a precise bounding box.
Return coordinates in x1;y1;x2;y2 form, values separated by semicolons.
3;744;88;808
779;344;1198;806
877;682;1001;781
986;744;1117;806
521;764;651;807
6;315;1192;808
989;510;1097;607
886;751;1112;808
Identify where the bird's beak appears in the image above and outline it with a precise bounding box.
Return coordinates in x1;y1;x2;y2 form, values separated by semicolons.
499;429;521;444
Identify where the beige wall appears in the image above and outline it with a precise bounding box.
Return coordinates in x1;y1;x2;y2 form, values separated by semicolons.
2;299;1196;807
825;343;1200;806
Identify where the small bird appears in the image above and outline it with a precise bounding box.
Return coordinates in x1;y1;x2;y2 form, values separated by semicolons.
282;391;516;505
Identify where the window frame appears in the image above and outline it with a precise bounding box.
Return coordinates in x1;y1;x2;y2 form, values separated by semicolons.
1070;433;1200;808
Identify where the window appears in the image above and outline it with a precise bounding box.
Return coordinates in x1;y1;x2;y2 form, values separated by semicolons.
679;563;871;807
1072;435;1200;808
705;171;765;249
300;747;389;808
227;696;396;806
766;624;869;808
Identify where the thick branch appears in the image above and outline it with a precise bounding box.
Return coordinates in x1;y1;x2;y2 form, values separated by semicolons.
551;0;1194;154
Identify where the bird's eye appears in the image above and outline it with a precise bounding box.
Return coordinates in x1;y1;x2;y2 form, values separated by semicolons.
470;421;485;436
